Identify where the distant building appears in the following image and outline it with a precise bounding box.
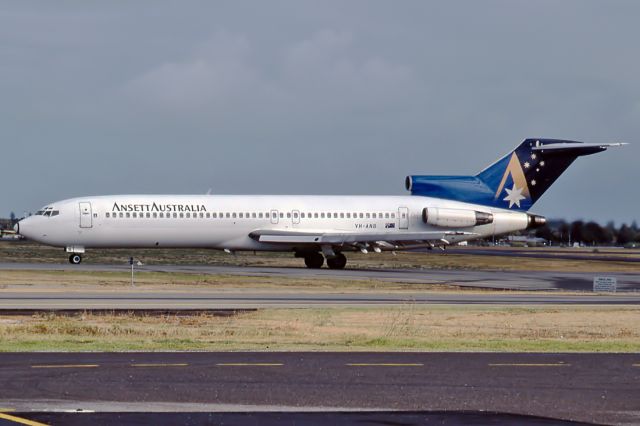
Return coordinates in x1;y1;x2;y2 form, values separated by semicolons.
507;235;548;247
0;218;12;230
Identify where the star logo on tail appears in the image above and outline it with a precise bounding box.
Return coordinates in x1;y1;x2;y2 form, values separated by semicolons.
503;183;526;208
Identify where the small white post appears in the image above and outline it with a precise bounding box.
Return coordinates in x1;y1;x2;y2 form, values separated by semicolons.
129;257;134;287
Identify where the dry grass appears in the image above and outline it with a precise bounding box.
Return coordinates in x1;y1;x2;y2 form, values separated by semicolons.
1;306;638;352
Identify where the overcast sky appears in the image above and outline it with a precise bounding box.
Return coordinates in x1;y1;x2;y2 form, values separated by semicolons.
1;1;638;223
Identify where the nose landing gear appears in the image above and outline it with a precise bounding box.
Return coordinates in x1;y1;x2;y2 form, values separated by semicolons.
69;254;82;264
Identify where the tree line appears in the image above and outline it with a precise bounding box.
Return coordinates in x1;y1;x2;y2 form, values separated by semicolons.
530;220;640;246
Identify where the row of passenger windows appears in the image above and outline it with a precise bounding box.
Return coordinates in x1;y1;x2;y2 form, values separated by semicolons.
105;211;397;220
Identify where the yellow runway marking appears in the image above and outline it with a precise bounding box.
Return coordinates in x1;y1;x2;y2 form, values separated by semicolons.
130;363;188;367
346;363;424;367
488;363;570;367
31;364;99;369
216;363;283;367
0;408;16;412
0;412;49;426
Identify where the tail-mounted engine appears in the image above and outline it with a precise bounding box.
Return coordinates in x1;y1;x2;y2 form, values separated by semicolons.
422;207;493;228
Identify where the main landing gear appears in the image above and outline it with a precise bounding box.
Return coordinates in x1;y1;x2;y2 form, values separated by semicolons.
300;252;347;269
326;253;347;269
68;254;82;264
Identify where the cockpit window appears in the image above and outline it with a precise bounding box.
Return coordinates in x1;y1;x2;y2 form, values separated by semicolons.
44;211;51;217
35;210;44;216
51;210;59;216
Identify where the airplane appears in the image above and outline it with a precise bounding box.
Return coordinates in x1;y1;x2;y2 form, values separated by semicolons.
15;139;624;268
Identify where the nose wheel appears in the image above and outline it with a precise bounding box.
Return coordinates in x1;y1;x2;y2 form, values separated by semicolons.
69;254;82;264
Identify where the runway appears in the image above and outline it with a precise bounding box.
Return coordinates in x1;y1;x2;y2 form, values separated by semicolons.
0;290;639;310
0;352;638;425
2;262;640;291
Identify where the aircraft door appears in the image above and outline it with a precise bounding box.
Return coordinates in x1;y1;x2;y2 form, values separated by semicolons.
270;209;279;224
79;202;93;228
292;210;300;227
398;206;409;230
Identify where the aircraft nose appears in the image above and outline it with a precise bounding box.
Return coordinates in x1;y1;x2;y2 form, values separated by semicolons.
13;222;19;234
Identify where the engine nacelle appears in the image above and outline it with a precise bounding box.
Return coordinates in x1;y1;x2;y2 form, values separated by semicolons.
422;207;493;228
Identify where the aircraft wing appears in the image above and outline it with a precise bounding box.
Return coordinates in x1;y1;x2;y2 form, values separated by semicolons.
249;229;477;247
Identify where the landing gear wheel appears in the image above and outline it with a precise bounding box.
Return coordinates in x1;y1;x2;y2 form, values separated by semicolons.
304;252;324;269
326;253;347;269
69;254;82;265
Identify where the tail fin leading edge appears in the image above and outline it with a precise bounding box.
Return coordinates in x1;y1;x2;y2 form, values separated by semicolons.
407;139;623;211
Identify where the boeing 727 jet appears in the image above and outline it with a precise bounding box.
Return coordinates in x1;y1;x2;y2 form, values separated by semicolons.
15;139;623;268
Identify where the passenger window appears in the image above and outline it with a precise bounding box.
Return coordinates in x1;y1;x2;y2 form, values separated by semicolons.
340;213;344;218
199;212;204;218
321;213;325;218
106;212;110;218
294;212;299;218
279;212;283;218
252;213;256;218
287;212;291;219
385;213;390;219
179;213;184;218
391;213;395;218
125;212;130;218
258;213;263;219
119;212;124;218
300;213;305;219
346;213;351;218
212;213;216;218
372;213;376;219
239;213;243;218
153;213;158;218
232;213;236;218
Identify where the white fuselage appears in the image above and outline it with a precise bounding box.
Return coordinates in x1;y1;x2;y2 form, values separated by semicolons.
18;194;529;253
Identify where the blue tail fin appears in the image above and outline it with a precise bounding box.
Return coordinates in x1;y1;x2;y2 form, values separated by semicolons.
406;139;621;211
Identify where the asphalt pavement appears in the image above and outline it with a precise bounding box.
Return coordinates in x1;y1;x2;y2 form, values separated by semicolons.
0;352;638;425
2;262;640;291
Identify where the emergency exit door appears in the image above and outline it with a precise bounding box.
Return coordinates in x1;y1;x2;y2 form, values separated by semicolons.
398;206;409;230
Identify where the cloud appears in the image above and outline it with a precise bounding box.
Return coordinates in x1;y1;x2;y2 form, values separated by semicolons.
124;29;416;120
